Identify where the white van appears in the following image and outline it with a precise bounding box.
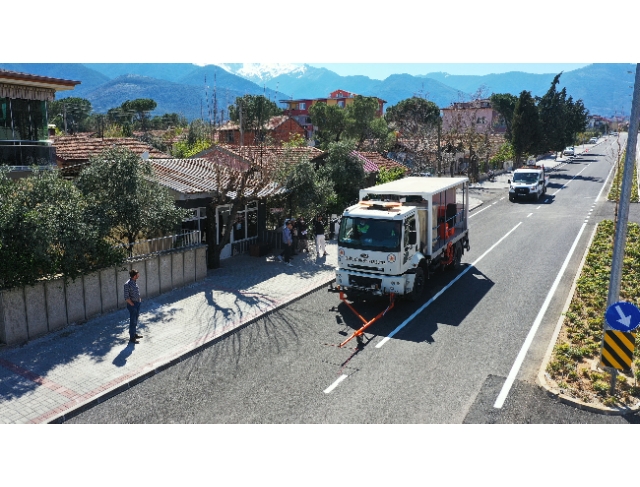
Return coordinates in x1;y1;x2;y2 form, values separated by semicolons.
589;137;598;144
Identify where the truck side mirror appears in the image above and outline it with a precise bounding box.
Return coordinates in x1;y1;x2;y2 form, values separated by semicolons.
408;231;417;245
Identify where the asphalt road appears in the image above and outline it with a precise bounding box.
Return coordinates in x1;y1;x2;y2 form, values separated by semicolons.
67;135;639;424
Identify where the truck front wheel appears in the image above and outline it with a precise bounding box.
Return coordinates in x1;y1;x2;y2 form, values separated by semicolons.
407;267;425;302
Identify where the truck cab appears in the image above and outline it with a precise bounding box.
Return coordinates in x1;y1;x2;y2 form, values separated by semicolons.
335;177;470;300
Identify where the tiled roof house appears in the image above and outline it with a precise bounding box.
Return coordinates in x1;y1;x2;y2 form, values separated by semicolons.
52;135;171;175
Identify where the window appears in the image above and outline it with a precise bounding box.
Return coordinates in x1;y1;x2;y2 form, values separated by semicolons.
0;97;12;140
299;103;306;110
227;131;235;143
337;100;345;108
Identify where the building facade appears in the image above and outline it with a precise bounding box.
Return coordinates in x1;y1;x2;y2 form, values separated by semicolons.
0;69;79;178
441;99;505;135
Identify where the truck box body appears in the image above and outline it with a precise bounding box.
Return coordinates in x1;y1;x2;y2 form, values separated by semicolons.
336;177;470;297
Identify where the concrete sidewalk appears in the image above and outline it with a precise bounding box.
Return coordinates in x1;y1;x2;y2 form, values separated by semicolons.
0;197;485;424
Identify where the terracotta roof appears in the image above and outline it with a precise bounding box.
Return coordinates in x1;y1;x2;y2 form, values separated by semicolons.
216;115;300;132
53;135;171;173
0;69;80;90
194;144;324;170
353;151;408;173
150;157;286;200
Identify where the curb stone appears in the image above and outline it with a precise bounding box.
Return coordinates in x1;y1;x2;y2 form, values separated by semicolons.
536;173;640;416
47;273;336;424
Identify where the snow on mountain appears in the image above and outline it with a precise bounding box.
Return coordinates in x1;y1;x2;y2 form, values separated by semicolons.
213;63;307;83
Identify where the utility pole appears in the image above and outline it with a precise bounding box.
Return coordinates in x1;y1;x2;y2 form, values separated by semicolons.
604;63;640;393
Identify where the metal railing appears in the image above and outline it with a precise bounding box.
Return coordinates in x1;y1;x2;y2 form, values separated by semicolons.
115;230;202;259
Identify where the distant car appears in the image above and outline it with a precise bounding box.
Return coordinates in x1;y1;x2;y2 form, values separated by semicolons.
589;137;598;144
563;147;575;156
611;132;618;136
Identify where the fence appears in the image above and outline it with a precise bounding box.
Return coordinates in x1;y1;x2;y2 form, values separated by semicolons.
114;230;202;258
0;245;208;346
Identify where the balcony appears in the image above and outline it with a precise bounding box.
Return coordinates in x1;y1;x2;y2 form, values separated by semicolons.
0;140;56;168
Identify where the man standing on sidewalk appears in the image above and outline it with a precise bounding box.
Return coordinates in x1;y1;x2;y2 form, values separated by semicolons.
282;220;294;267
124;269;143;344
314;215;328;258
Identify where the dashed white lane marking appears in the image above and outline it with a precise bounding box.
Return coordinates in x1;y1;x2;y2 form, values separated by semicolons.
499;197;506;201
376;222;523;349
552;165;589;196
469;205;492;218
536;206;542;210
527;213;533;218
324;374;348;394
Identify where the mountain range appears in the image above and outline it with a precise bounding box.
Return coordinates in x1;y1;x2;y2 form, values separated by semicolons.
0;62;634;119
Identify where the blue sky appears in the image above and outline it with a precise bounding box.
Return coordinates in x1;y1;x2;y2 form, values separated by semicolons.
306;64;591;80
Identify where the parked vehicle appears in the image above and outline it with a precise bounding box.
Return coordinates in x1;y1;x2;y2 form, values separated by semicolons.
508;165;549;202
589;137;598;144
563;147;575;156
334;177;470;302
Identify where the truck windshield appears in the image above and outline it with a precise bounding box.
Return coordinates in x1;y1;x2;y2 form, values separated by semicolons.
338;217;401;252
513;172;539;183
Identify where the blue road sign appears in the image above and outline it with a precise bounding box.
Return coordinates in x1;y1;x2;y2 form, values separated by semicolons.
605;301;640;332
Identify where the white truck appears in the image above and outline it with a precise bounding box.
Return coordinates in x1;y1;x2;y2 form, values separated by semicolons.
508;165;549;202
334;177;470;302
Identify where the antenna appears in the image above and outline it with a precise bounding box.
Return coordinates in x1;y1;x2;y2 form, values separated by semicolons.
213;72;218;127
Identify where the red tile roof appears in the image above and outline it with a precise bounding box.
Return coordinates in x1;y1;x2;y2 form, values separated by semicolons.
53;135;171;174
351;151;408;173
216;115;300;132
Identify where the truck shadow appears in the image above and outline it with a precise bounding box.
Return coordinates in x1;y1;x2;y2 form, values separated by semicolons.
333;265;494;345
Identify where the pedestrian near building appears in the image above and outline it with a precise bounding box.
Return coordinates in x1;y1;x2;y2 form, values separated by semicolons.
124;269;143;344
282;220;294;266
296;216;309;253
314;215;328;258
291;217;299;255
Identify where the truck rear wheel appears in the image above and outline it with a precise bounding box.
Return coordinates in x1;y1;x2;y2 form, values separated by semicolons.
407;267;425;302
446;242;462;271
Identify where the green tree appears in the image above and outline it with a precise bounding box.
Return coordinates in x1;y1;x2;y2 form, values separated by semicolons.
228;95;281;143
385;97;441;132
511;91;542;165
345;95;381;148
0;168;124;289
308;102;348;149
48;97;93;134
75;147;190;253
538;73;570;156
317;140;365;214
278;158;336;219
489;93;518;141
121;98;158;133
376;166;406;185
385;97;441;173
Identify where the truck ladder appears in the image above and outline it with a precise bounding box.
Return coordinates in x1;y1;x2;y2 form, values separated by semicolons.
337;288;396;348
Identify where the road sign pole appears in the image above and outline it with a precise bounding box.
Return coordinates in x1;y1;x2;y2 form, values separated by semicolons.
604;63;640;392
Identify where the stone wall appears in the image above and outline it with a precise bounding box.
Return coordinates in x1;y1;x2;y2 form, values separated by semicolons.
0;245;207;346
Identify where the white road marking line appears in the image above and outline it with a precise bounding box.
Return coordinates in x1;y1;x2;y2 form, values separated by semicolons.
536;206;542;210
469;205;492;218
552;165;588;196
499;197;505;201
324;374;348;394
376;222;523;348
493;221;587;409
527;213;533;218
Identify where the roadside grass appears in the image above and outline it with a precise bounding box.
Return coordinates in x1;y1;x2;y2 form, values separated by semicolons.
547;220;640;407
607;150;639;202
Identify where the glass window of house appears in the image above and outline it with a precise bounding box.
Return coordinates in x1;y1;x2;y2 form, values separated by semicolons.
0;97;12;140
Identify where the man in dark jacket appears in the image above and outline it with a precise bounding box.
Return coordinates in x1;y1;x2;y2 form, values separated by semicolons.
313;215;328;258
